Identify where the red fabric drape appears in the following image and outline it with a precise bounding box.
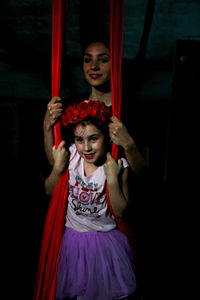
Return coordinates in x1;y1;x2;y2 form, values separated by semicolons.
33;171;69;300
110;0;124;160
33;1;67;299
108;0;136;252
52;0;65;148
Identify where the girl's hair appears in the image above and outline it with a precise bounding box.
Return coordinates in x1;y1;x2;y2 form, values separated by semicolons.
61;100;112;148
61;115;111;150
77;116;110;141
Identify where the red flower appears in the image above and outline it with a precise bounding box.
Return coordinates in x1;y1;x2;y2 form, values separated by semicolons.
77;101;89;112
61;100;112;127
61;105;74;126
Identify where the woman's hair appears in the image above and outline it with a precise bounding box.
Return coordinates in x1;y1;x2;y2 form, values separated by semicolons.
81;35;110;56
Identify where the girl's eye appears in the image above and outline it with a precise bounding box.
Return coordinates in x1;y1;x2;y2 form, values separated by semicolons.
75;137;83;143
90;136;98;142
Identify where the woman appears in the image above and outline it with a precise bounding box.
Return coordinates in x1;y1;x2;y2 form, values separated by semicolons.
43;39;147;175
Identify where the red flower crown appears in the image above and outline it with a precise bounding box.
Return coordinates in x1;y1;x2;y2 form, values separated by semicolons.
61;100;112;127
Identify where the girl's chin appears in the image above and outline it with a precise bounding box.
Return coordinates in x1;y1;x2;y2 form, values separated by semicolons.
83;154;106;166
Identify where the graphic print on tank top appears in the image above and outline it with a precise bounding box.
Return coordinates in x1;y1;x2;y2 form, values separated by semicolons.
69;175;107;217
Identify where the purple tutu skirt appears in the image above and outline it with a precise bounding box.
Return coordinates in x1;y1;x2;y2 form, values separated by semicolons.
55;227;137;300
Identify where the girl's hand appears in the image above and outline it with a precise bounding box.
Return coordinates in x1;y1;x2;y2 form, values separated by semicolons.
44;97;63;127
103;152;122;184
52;140;69;175
109;116;135;150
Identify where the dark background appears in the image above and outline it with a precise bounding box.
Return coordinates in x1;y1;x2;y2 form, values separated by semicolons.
0;0;199;299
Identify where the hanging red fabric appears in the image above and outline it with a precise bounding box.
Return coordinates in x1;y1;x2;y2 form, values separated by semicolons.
33;1;67;299
108;0;136;252
110;0;124;160
52;0;65;148
33;171;69;300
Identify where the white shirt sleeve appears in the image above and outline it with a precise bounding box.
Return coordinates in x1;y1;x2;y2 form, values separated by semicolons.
120;157;129;168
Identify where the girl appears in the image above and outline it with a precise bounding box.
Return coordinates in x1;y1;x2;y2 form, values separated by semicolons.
45;100;137;300
43;39;147;175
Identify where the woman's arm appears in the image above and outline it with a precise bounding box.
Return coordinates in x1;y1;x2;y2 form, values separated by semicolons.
103;153;129;218
109;116;147;175
45;141;69;196
43;97;63;166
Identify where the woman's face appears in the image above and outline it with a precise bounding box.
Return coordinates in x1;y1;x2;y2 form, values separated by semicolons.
83;42;111;87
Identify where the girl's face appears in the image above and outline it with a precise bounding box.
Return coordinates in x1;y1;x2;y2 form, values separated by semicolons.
83;42;111;87
74;123;106;165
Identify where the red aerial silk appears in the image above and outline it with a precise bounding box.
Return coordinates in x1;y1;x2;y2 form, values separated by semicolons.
108;0;136;253
33;1;135;299
33;171;69;300
33;1;67;300
52;0;65;148
110;0;124;160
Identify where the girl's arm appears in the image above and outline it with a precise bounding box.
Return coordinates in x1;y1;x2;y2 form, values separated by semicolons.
103;153;129;218
43;97;63;166
109;116;147;176
45;140;69;196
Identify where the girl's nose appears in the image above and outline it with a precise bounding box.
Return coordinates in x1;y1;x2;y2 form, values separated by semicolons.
84;141;92;152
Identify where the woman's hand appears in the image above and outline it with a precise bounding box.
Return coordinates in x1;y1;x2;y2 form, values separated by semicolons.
103;152;122;184
44;97;63;128
43;97;63;166
52;140;69;175
109;116;135;150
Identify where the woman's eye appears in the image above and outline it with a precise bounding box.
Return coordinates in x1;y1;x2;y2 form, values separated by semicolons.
83;57;91;63
100;58;109;63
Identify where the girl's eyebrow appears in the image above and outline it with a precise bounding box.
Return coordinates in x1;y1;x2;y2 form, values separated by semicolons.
74;133;99;138
89;134;99;137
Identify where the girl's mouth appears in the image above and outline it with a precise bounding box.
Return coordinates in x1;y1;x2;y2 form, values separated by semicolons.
84;153;95;159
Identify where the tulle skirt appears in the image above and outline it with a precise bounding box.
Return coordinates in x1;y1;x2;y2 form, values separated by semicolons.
55;227;137;300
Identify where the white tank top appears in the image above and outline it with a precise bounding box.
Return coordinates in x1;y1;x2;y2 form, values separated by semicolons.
65;144;128;232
